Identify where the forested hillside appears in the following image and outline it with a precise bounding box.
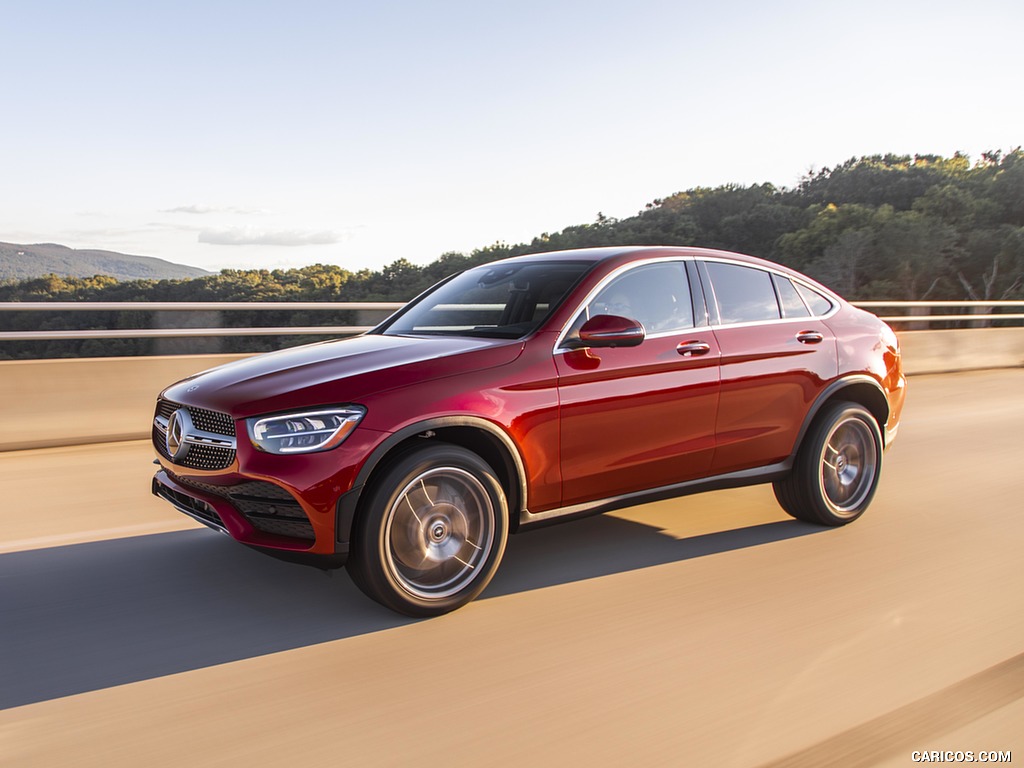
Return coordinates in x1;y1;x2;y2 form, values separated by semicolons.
3;150;1022;359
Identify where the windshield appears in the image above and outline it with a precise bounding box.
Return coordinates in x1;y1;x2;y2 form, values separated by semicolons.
380;260;592;339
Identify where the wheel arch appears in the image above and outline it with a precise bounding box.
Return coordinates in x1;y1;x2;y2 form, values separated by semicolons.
336;416;528;548
791;375;891;461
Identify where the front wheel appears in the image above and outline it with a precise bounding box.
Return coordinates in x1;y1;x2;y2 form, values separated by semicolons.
348;444;509;617
773;402;883;526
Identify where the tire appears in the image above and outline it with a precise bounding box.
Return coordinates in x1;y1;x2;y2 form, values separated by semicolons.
773;402;882;526
348;443;509;617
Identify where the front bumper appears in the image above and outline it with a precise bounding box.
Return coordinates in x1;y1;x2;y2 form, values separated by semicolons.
152;469;320;551
150;398;390;559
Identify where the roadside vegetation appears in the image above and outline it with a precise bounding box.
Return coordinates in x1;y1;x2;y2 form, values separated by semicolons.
3;149;1022;358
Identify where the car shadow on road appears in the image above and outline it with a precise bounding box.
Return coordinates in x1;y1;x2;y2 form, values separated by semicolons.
1;506;823;710
488;510;820;598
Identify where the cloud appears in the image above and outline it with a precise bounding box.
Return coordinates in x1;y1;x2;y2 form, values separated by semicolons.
62;218;215;244
164;205;217;214
163;204;267;215
198;227;343;247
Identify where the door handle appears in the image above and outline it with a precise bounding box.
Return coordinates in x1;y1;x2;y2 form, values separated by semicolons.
676;340;712;357
796;330;824;344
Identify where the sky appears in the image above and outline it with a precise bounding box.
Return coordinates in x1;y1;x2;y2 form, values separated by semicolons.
2;0;1021;275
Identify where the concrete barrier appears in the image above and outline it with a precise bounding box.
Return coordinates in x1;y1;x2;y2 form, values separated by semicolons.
2;328;1022;451
895;327;1024;375
1;354;248;451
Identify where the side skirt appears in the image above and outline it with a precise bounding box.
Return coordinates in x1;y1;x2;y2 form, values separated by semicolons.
518;460;792;531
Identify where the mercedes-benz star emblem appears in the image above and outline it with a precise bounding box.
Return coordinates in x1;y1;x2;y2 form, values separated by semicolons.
166;408;194;461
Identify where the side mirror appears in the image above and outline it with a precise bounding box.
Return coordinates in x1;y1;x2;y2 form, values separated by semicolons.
568;315;645;349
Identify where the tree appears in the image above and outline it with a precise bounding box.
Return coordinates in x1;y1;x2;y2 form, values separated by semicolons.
5;148;1023;359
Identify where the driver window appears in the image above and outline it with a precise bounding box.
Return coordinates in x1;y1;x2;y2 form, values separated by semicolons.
571;262;694;337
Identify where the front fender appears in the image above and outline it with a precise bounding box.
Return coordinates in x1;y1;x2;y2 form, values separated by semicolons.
334;416;528;549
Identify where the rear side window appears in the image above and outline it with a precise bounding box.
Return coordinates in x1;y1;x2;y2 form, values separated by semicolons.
774;275;812;319
795;283;835;316
705;262;780;325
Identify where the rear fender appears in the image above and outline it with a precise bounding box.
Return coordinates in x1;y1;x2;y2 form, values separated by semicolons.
790;375;890;461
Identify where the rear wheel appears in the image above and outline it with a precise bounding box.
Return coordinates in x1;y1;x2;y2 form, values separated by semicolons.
348;444;508;617
774;402;882;526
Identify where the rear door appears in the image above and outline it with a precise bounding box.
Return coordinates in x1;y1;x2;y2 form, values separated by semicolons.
699;260;838;475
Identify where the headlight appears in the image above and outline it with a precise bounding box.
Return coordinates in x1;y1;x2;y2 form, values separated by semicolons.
246;407;366;454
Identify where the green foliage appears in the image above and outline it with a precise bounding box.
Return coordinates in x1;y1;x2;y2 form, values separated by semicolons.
3;148;1023;358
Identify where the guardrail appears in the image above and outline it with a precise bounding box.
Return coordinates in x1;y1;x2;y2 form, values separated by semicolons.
853;300;1024;324
1;300;1023;344
0;302;405;341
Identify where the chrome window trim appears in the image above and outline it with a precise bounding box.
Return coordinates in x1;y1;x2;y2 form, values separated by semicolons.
697;257;841;299
703;313;838;333
553;255;841;354
698;257;840;329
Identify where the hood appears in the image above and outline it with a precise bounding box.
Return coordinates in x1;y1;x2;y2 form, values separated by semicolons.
162;333;524;418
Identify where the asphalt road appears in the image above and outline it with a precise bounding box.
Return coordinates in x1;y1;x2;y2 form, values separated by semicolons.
1;370;1021;767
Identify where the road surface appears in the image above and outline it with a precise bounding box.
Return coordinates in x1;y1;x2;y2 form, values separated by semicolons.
1;370;1021;767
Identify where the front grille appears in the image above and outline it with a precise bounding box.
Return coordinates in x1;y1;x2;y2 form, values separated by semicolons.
178;443;236;471
187;406;235;436
156;399;176;420
153;398;237;471
173;473;315;541
155;482;225;530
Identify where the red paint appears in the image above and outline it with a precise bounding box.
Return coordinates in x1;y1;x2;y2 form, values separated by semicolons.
151;246;905;561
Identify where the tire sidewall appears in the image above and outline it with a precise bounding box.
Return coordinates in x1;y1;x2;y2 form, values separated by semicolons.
803;403;883;524
351;443;509;617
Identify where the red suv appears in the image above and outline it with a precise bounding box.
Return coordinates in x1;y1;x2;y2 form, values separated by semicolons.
152;246;905;616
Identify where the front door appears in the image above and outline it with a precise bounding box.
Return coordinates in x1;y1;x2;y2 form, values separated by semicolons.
555;260;721;506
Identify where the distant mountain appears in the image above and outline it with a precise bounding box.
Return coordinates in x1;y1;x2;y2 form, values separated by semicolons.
0;242;212;282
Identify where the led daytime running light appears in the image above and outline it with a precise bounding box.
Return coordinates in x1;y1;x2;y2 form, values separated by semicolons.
247;407;365;454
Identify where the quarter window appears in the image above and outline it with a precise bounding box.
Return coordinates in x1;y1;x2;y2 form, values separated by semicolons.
705;262;780;325
795;283;835;316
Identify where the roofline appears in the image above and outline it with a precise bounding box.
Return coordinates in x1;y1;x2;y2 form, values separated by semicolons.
475;245;844;303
